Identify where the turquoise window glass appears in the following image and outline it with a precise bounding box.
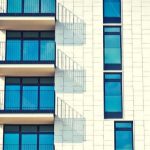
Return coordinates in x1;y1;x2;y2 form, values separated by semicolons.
22;86;38;110
40;86;54;111
24;0;39;13
21;134;37;150
115;122;133;150
6;40;21;61
5;85;20;110
41;0;56;13
7;0;22;13
23;40;39;61
104;0;121;23
40;40;55;61
104;73;122;118
4;133;19;150
104;27;121;70
39;134;54;150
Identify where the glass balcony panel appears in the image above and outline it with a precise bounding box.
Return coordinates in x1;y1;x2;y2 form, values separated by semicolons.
7;0;22;13
41;0;55;13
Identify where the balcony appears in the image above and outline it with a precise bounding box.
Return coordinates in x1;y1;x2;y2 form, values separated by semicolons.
0;41;56;76
1;144;55;150
0;0;56;30
0;89;55;124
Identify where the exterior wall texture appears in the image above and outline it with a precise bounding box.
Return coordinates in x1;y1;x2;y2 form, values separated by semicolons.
0;0;150;149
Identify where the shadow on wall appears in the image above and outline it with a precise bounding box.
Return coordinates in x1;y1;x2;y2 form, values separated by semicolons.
55;49;86;93
56;3;86;45
55;97;86;143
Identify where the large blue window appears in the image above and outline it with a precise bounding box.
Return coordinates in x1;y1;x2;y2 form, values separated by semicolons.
6;0;55;15
4;77;55;112
115;122;134;150
4;125;54;150
104;73;122;118
104;27;122;70
6;31;55;63
103;0;121;23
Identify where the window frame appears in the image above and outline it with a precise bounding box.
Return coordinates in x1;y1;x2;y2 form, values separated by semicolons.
103;0;121;23
5;31;56;64
114;121;134;150
5;0;56;16
103;26;122;70
4;77;55;113
104;73;123;119
3;125;54;150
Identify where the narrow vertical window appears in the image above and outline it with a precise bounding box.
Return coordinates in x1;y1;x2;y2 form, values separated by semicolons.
104;73;122;118
115;122;134;150
103;0;121;23
104;26;122;70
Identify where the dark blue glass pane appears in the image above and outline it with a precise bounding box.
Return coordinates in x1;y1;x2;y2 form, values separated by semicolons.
21;134;37;150
40;40;55;61
22;86;38;110
4;133;19;150
40;86;54;111
41;0;56;13
105;74;121;80
39;134;54;150
105;35;121;64
5;85;20;110
116;131;133;150
7;0;22;13
104;0;121;17
24;0;39;13
116;122;132;129
105;82;121;112
6;40;21;61
23;40;39;61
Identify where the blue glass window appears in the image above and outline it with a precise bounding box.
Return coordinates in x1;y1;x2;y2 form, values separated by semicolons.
4;133;19;150
40;86;55;111
5;77;54;112
24;0;39;13
4;125;54;150
7;0;22;13
104;0;121;23
41;0;56;13
6;40;21;61
23;40;39;61
104;27;122;70
5;85;20;110
104;73;122;118
40;40;55;61
6;31;55;63
115;122;133;150
22;134;37;150
22;86;38;110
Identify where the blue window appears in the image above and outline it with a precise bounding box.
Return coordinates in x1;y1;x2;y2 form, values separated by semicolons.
6;31;55;63
6;40;21;61
23;40;39;61
41;0;56;13
4;125;54;150
103;0;121;23
40;40;55;61
4;77;55;112
115;122;134;150
7;0;22;13
6;0;56;14
24;0;39;13
104;73;122;118
104;27;122;70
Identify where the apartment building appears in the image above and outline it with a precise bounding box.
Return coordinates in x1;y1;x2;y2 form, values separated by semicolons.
0;0;150;150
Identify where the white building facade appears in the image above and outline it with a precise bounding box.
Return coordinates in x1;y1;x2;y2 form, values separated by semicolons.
0;0;150;150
